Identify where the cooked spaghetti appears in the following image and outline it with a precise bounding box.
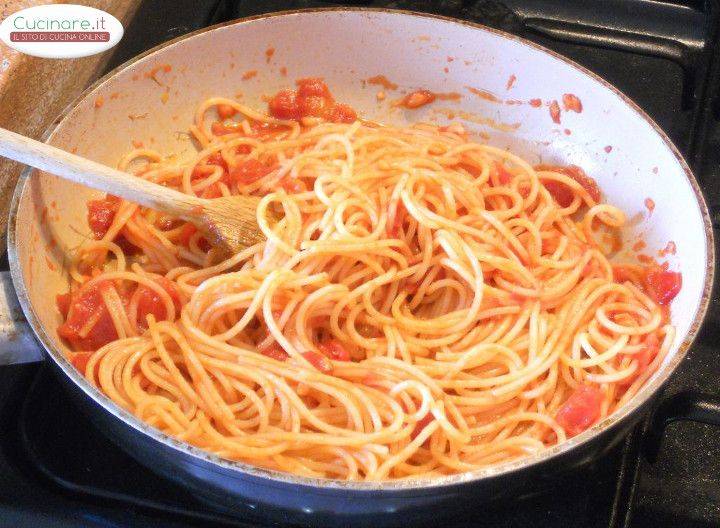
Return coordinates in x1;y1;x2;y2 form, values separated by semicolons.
56;79;682;480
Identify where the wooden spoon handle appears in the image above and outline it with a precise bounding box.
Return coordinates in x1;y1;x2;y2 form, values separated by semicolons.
0;127;205;219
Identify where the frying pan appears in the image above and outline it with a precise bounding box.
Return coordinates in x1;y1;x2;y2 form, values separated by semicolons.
3;8;714;526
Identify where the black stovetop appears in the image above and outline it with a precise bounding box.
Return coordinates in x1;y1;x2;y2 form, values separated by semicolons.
2;1;720;527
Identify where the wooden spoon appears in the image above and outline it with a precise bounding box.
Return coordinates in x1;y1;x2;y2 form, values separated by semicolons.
0;127;265;253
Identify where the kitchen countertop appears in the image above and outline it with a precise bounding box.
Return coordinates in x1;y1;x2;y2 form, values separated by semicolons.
0;0;141;256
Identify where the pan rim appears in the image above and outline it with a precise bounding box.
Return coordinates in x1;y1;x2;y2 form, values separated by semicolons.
7;6;715;493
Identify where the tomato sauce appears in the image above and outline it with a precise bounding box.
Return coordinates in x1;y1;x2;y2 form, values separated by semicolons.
318;339;351;361
535;164;601;206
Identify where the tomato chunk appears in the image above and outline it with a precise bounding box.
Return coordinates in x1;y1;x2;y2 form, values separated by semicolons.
302;351;333;374
318;339;351;362
267;79;357;124
268;89;300;120
70;351;93;373
323;103;357;124
401;90;436;109
57;282;118;351
536;164;601;206
556;385;603;437
260;342;290;362
217;103;237;119
56;292;72;318
492;162;513;186
136;277;182;329
230;158;276;185
296;78;331;98
278;177;307;194
645;267;682;305
87;195;121;239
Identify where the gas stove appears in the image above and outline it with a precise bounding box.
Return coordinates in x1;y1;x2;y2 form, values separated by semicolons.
1;1;720;527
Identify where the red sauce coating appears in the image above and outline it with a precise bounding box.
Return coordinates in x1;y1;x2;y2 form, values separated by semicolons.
411;413;434;443
506;74;517;90
399;90;436;109
536;164;601;206
644;198;655;214
367;75;398;91
529;98;542;108
556;385;602;436
549;100;561;124
562;93;583;113
466;87;500;103
302;351;333;373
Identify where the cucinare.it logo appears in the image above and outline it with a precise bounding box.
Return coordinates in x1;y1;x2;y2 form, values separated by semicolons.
0;4;123;59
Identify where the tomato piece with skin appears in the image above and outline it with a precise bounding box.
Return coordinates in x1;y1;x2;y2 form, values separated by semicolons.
302;351;333;374
260;342;290;362
492;161;513;186
296;78;331;98
230;158;276;185
87;195;121;239
217;103;237;119
56;292;72;318
318;339;351;362
556;385;603;437
135;277;182;329
278;177;307;194
536;164;601;206
268;89;300;120
401;90;436;109
645;267;682;305
70;351;93;373
57;281;119;351
323;103;357;124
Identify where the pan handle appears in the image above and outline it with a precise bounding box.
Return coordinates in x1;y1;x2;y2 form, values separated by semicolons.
0;270;44;365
